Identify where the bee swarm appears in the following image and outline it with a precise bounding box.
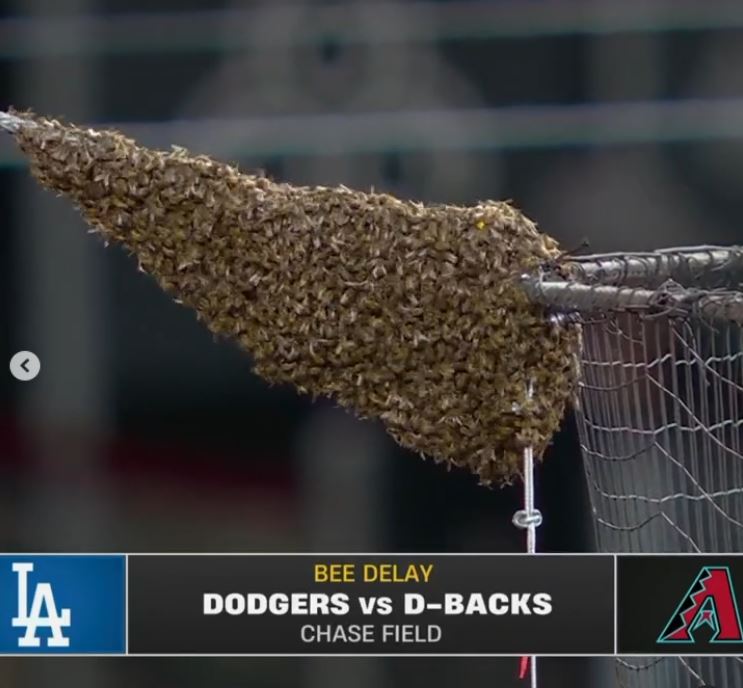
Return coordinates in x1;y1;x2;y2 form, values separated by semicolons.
13;111;579;485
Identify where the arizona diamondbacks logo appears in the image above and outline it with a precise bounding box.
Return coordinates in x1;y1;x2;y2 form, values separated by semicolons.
658;566;743;644
11;562;71;648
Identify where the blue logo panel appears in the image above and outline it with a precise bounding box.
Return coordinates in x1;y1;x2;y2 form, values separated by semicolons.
0;555;125;654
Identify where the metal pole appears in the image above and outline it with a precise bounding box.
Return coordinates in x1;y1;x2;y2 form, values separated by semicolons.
566;246;743;288
522;276;743;325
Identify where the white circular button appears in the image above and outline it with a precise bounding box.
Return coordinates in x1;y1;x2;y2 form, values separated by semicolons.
9;351;41;381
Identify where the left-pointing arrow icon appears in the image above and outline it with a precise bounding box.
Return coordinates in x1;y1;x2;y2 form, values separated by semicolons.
9;351;40;381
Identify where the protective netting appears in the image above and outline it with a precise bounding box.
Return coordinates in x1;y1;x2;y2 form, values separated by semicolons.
567;248;743;688
579;312;743;555
578;311;743;687
614;656;742;688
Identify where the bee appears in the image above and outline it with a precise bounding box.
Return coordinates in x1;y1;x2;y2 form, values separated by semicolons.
12;111;579;485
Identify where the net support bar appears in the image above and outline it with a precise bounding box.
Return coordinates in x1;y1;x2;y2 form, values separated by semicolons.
565;246;743;289
522;276;743;325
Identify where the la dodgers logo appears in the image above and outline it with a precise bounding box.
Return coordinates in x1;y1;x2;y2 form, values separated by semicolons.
11;562;71;648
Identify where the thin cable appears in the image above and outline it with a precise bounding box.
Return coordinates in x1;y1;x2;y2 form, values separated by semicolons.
512;380;541;688
0;111;26;133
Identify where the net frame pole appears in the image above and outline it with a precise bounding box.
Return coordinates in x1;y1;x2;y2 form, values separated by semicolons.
566;246;743;288
521;277;743;326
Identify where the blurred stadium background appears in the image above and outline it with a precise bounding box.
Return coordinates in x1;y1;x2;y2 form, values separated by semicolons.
2;0;743;686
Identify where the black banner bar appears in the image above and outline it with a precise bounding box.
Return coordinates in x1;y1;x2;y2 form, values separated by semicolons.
128;555;614;655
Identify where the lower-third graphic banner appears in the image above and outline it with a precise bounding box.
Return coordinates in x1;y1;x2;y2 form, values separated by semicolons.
127;554;614;655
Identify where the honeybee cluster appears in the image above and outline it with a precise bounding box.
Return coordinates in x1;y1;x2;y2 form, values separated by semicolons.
13;111;579;484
